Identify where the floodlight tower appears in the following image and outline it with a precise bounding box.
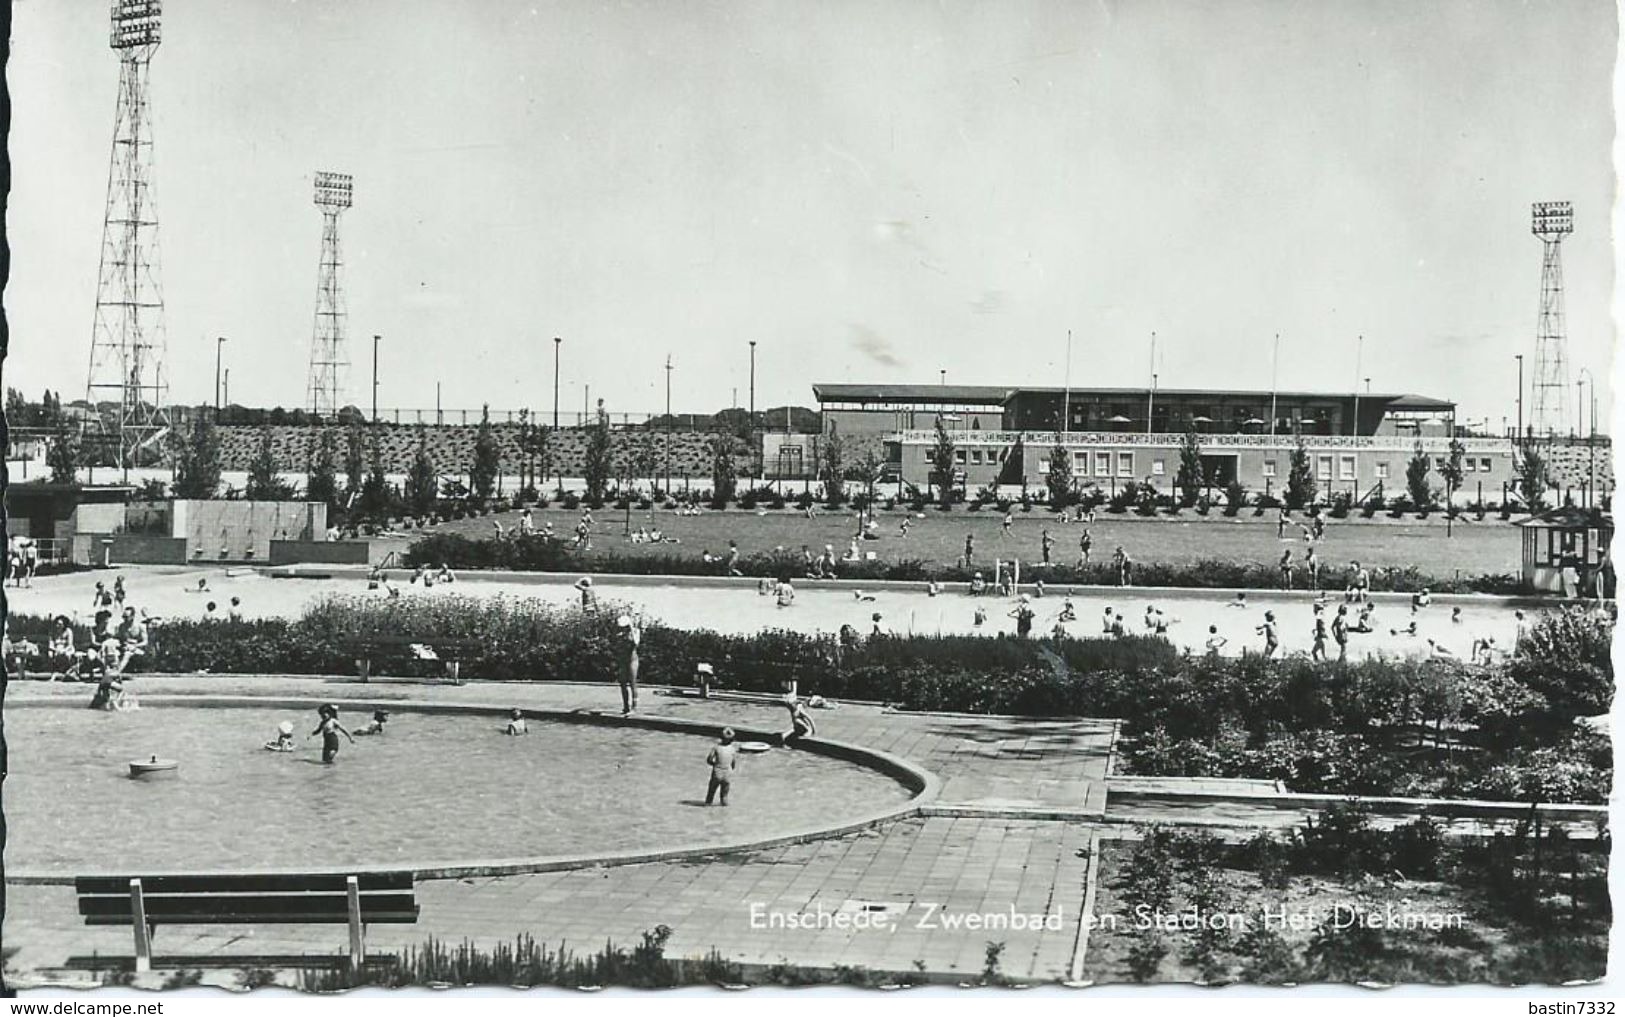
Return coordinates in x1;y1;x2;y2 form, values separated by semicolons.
1530;201;1573;438
307;171;354;419
84;0;171;476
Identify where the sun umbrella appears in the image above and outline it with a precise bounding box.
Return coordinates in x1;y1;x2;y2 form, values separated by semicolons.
1107;415;1131;423
1243;417;1265;425
1191;415;1214;423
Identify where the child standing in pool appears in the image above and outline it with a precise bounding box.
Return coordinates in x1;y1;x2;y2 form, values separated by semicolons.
311;705;355;764
504;708;529;735
705;728;739;806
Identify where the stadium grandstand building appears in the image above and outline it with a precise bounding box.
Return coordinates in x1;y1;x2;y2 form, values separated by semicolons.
811;382;1527;502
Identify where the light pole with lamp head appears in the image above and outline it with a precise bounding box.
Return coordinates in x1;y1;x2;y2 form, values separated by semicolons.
371;334;381;422
214;336;228;416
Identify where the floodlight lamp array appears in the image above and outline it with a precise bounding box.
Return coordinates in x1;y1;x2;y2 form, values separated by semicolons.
314;172;354;209
109;0;162;49
1531;201;1573;237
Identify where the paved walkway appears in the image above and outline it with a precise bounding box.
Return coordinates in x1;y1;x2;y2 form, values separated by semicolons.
4;674;1593;987
4;676;1112;985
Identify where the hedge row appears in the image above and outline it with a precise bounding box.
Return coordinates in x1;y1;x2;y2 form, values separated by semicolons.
402;533;1523;595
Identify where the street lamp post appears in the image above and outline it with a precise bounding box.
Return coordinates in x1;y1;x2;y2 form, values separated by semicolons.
214;336;228;416
749;340;757;478
223;368;230;409
552;337;562;429
1578;367;1595;508
371;334;381;423
1515;355;1524;441
665;355;672;496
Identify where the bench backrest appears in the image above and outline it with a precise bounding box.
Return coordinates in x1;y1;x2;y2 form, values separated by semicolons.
75;872;419;926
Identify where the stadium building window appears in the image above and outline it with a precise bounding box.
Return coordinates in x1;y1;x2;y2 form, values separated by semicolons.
1262;459;1277;478
970;450;982;465
1339;455;1356;480
1464;457;1475;472
1152;459;1166;476
1116;452;1134;477
955;450;967;464
1375;462;1390;480
1317;455;1333;480
1480;457;1492;471
1094;452;1110;477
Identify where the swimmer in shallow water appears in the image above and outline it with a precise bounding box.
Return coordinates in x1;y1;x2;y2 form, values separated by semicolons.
354;710;390;736
503;709;528;736
311;704;355;764
265;721;296;752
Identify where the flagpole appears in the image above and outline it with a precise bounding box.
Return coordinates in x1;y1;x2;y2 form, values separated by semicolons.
1062;329;1072;434
1269;333;1280;436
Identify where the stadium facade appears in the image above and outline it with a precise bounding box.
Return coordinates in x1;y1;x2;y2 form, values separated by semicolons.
802;382;1522;502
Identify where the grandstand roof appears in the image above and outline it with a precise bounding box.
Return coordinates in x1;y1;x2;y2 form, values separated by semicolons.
814;383;1453;410
813;383;1016;404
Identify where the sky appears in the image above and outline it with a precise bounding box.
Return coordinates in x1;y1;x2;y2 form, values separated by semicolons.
6;0;1618;432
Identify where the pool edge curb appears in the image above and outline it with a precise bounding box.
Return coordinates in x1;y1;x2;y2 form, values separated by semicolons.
6;694;942;886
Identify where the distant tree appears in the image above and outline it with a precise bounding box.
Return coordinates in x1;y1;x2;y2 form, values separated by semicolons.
709;433;739;507
470;404;501;505
996;434;1026;487
171;414;222;499
1440;436;1466;513
358;430;391;518
245;429;296;500
820;424;845;504
306;429;339;508
404;434;438;516
46;420;80;484
1045;433;1073;507
928;416;957;506
1515;442;1549;511
582;411;613;506
136;477;168;501
343;425;365;505
1175;428;1205;506
1406;441;1434;509
1285;436;1316;510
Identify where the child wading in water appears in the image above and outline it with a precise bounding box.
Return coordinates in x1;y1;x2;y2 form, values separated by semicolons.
504;709;529;735
311;704;355;764
705;728;739;806
354;710;390;736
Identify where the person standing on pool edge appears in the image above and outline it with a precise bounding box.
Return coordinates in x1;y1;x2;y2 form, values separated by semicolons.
616;614;642;715
311;704;355;764
705;728;739;806
779;695;816;747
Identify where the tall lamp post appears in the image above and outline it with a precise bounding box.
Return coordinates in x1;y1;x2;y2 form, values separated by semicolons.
1578;367;1595;507
748;340;758;478
371;334;382;422
214;336;228;416
664;354;673;495
1514;354;1524;441
552;337;562;429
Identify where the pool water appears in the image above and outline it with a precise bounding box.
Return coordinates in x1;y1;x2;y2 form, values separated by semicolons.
7;704;913;874
12;567;1529;661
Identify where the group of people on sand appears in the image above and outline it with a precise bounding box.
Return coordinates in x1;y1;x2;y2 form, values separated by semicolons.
8;535;40;588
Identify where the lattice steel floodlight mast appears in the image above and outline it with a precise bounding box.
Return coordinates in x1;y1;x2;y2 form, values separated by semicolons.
85;0;170;478
308;171;354;419
1530;201;1573;438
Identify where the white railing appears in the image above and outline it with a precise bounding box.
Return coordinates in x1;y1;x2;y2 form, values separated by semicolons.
891;430;1516;454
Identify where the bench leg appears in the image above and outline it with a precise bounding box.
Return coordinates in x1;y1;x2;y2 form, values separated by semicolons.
129;879;152;974
346;875;365;972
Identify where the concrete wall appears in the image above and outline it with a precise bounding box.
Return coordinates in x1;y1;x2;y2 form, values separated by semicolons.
172;500;327;562
105;535;188;566
269;539;371;565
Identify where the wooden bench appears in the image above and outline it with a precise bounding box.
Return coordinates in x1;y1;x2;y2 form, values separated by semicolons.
343;636;479;682
75;872;420;972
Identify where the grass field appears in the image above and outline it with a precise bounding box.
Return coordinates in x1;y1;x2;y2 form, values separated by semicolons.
417;504;1523;578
